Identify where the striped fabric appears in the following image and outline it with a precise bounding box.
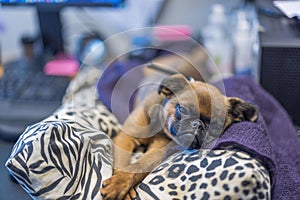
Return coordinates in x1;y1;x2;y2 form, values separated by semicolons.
6;66;119;199
6;101;119;199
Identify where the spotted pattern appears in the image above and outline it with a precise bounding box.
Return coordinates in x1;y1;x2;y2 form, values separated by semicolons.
138;149;270;200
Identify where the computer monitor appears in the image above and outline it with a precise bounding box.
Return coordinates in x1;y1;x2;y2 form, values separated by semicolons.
1;0;125;56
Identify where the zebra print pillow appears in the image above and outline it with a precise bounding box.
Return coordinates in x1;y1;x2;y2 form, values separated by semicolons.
5;101;119;199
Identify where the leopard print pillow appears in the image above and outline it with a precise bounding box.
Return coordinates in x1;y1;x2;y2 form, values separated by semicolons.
137;149;271;200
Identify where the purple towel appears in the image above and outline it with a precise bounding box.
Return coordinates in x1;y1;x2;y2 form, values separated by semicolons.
97;59;144;123
214;76;300;200
97;50;168;123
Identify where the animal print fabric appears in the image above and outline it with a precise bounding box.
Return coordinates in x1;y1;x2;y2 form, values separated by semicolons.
6;67;119;199
138;149;270;200
6;66;270;199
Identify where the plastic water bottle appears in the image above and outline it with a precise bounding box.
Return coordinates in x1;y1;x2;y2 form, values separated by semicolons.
202;4;233;81
233;11;253;75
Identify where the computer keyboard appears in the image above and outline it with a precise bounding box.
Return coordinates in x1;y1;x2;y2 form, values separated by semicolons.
0;65;71;141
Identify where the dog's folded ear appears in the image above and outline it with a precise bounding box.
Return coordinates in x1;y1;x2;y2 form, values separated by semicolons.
158;74;188;98
227;97;259;123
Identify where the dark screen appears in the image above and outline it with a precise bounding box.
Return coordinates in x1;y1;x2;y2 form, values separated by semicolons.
1;0;125;55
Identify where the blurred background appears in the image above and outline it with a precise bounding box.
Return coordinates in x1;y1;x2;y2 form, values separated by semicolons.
0;0;300;199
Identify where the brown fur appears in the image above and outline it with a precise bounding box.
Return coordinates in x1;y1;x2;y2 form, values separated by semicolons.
99;73;258;200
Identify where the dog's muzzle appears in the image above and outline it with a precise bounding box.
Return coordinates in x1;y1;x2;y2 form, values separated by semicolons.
170;119;208;149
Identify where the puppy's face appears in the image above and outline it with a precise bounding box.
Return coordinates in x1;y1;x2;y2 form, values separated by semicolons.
158;74;258;149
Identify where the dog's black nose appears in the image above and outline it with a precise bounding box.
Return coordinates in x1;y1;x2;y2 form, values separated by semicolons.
191;119;202;128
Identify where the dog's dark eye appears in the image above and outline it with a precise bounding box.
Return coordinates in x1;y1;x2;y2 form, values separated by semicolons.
175;104;187;120
175;104;182;120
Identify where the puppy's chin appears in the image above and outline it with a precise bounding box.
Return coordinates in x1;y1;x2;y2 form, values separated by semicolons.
165;119;206;149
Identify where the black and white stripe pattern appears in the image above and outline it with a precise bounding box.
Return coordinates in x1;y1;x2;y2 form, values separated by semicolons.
6;101;119;199
6;66;120;199
6;102;119;199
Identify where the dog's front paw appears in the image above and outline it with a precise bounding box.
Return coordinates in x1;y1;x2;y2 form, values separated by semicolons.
100;171;135;200
123;188;138;200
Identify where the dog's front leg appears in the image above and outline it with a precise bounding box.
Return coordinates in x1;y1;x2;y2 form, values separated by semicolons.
112;131;141;171
100;92;165;199
100;130;148;199
100;134;170;200
100;103;152;200
99;131;145;200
